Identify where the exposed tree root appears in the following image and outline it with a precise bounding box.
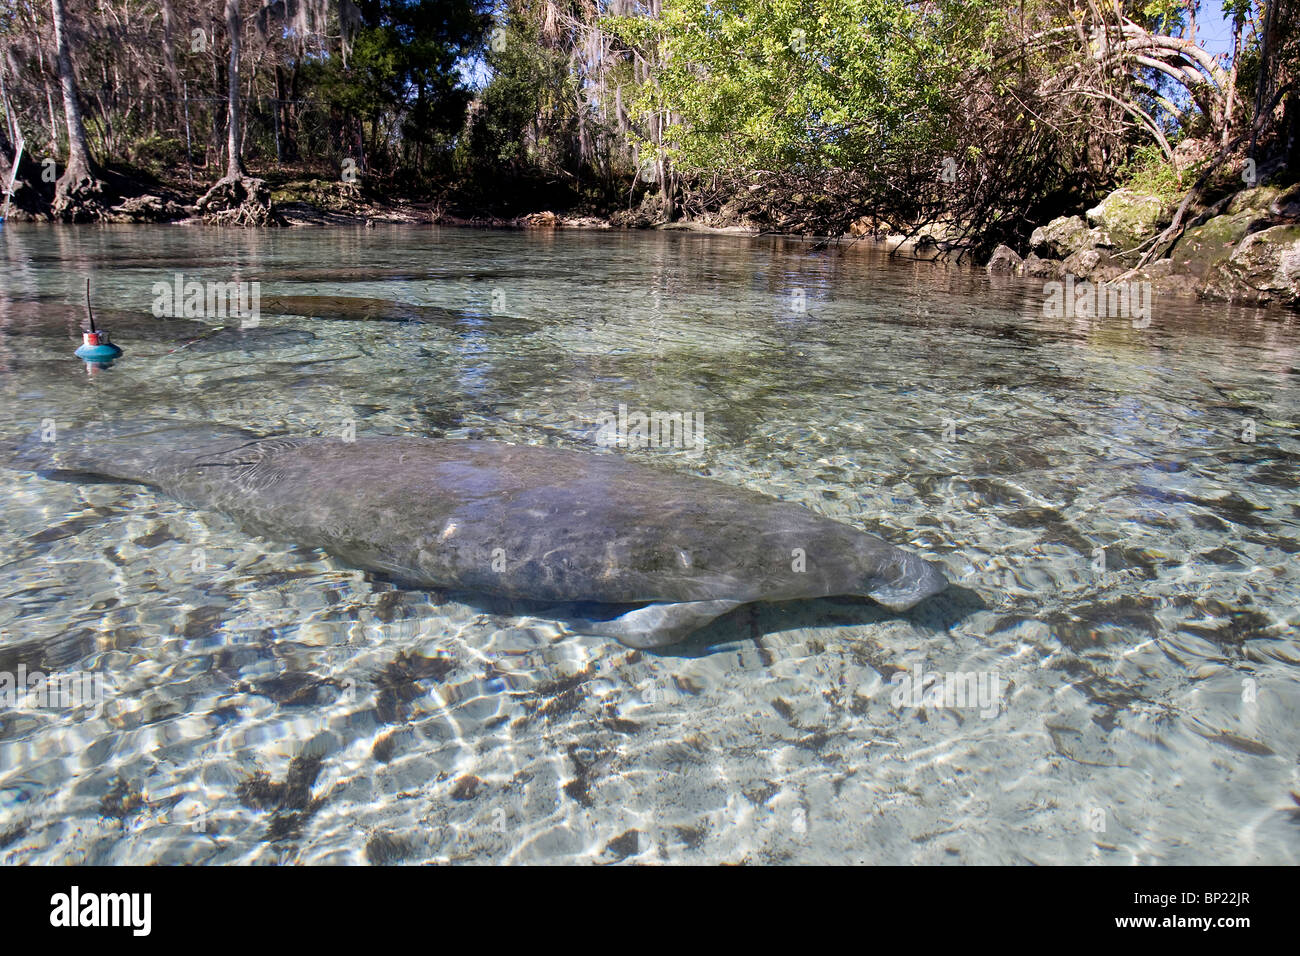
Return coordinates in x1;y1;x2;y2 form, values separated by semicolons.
51;170;106;222
196;175;280;226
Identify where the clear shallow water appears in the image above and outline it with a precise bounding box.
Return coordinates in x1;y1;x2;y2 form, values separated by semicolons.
0;224;1297;864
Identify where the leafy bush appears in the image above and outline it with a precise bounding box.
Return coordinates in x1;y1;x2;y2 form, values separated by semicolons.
127;135;187;170
1116;142;1184;203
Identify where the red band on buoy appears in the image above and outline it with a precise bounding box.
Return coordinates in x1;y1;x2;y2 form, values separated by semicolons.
83;331;101;346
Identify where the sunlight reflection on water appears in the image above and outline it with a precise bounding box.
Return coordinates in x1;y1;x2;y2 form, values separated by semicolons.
0;224;1297;864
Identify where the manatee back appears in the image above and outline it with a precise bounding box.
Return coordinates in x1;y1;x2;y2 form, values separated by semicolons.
199;437;894;605
9;426;943;609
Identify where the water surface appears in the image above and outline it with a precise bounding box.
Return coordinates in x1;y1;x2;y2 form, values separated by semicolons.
1;225;1297;864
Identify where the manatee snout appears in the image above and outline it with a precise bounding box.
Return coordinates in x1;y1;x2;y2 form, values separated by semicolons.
862;549;949;612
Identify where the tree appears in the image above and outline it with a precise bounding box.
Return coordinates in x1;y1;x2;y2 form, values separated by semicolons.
49;0;101;219
609;0;1023;244
224;0;244;180
305;0;491;178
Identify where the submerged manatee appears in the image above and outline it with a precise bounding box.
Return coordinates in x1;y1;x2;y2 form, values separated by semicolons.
0;301;316;353
11;422;948;647
259;295;539;334
171;326;317;353
249;267;564;283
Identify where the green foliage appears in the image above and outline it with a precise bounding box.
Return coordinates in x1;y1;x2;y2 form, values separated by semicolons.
1115;141;1185;202
303;0;491;163
126;135;188;171
1139;0;1189;35
460;16;576;173
607;0;1004;176
8;0;1287;231
456;4;633;206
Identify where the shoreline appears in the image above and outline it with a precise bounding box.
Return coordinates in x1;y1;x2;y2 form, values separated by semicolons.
4;181;1297;313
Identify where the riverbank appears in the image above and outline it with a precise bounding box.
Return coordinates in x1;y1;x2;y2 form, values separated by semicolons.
979;142;1300;312
983;181;1300;311
4;149;1297;311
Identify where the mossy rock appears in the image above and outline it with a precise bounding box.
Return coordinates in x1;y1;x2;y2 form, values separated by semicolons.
1023;253;1062;278
986;244;1023;275
1205;223;1300;308
1168;211;1259;279
1061;247;1126;282
1149;273;1205;299
1226;186;1284;215
1028;215;1092;259
1085;188;1177;249
1270;184;1300;217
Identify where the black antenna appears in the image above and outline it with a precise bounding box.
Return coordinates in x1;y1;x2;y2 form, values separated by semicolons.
85;277;96;333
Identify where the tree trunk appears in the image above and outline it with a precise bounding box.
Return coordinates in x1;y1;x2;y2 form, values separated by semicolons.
160;0;180;110
0;59;17;150
50;0;102;219
1222;12;1242;148
195;0;275;227
224;0;244;180
1250;0;1279;155
31;34;62;154
0;121;12;191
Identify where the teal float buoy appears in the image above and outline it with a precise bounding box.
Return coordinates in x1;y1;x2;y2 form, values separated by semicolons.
74;279;123;370
74;332;123;363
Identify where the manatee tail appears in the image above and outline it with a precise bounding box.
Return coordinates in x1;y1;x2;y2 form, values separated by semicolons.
7;419;259;486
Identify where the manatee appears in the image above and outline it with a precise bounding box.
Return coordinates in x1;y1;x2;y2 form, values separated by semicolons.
0;301;209;341
260;294;461;323
259;294;539;334
249;267;562;283
10;421;948;648
0;301;315;353
170;326;317;353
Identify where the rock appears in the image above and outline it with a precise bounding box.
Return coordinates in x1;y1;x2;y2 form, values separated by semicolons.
1205;223;1300;308
986;244;1024;275
1118;258;1200;299
1168;211;1261;280
1085;188;1176;250
1023;253;1063;279
1149;273;1205;299
1270;184;1300;219
849;215;879;237
1028;216;1092;259
1226;186;1283;216
1061;247;1126;282
562;215;612;229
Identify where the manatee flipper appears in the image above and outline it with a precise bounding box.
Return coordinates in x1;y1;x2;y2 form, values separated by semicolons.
569;599;744;649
